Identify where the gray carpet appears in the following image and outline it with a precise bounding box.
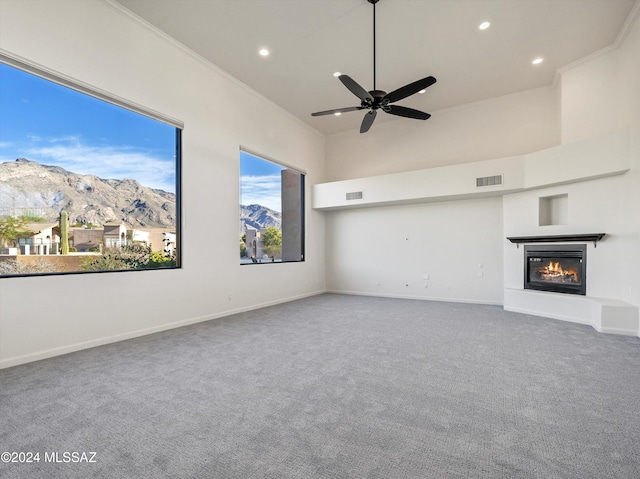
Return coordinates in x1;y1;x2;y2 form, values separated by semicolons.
1;293;639;479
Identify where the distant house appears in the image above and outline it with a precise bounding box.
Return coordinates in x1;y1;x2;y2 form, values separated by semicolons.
103;223;128;248
244;227;261;260
71;223;128;252
17;223;60;255
70;227;104;252
132;229;150;245
244;227;279;262
10;221;175;255
135;227;176;255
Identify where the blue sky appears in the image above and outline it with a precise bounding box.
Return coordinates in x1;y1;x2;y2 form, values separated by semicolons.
0;62;177;193
1;62;284;211
240;150;283;212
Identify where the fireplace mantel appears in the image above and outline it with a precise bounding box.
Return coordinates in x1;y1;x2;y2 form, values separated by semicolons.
507;233;605;248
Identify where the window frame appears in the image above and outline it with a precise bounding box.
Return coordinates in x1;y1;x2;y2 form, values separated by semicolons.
0;51;183;278
239;147;305;265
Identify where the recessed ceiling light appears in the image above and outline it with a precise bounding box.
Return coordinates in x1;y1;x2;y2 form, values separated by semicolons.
259;48;270;57
418;89;426;94
532;57;544;65
333;72;341;77
479;21;491;30
334;112;342;116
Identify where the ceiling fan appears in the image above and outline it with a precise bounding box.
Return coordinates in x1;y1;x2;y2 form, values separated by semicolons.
311;0;436;133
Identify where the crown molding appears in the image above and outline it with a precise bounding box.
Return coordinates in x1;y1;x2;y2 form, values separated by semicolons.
553;1;640;87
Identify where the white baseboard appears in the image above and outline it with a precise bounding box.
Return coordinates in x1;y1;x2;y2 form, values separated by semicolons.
598;325;640;336
326;289;503;306
0;289;326;370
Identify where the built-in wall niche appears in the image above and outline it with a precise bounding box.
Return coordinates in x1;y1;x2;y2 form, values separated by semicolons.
539;194;568;226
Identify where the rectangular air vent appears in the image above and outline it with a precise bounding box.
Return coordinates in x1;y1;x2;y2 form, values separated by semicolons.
346;191;363;200
476;175;503;187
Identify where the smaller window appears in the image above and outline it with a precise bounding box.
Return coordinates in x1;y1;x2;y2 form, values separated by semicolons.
239;150;304;264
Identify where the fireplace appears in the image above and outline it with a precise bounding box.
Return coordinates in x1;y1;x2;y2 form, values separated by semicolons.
524;244;586;295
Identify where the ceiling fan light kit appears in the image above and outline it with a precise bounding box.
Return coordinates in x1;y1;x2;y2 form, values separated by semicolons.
311;0;436;133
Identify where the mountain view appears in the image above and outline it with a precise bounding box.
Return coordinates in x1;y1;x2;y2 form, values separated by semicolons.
1;158;281;233
240;203;281;233
0;158;176;227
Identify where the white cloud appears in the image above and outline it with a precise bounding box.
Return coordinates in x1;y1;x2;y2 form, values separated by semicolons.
241;174;281;211
23;137;176;193
50;135;81;143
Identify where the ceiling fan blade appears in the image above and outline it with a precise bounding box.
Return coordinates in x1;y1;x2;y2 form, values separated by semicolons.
360;110;377;133
384;76;436;104
311;106;365;117
384;105;431;120
339;75;374;103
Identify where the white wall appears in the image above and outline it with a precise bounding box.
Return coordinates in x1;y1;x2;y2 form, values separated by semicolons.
0;0;326;368
559;51;621;145
560;6;640;145
607;7;640;311
325;197;504;304
553;5;640;309
321;64;559;304
313;127;631;211
326;86;560;182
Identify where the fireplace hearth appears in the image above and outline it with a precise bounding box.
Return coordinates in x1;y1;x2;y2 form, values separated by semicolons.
524;244;586;295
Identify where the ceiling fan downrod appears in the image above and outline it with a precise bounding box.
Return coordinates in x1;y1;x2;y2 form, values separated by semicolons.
369;0;379;91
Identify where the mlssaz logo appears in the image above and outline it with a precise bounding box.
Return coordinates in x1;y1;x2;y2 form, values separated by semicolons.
44;451;97;463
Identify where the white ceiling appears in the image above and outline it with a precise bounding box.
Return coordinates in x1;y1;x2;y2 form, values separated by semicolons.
115;0;638;136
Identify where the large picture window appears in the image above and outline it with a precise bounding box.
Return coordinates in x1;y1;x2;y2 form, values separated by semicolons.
0;57;181;277
240;150;304;264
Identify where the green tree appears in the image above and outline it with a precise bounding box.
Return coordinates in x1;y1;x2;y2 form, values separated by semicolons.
0;217;34;248
261;226;282;260
240;233;247;258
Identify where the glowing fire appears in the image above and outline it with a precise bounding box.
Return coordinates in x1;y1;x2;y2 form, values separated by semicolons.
538;261;579;283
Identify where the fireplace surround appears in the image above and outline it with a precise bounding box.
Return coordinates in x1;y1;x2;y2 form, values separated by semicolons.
524;244;586;295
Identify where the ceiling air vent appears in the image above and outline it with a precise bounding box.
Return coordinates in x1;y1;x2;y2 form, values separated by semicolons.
346;191;363;201
476;175;503;187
